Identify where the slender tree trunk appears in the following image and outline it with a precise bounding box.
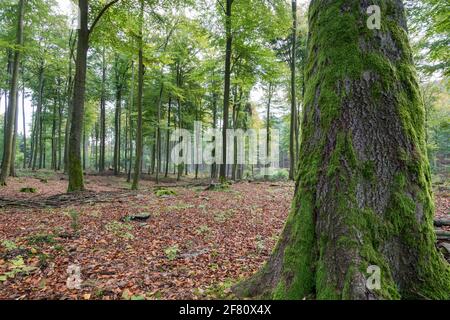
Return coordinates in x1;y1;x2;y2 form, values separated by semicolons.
127;61;135;183
82;123;86;171
131;0;144;190
51;97;57;170
0;0;25;185
289;0;297;180
3;50;12;151
57;79;63;170
32;68;44;171
211;83;218;182
64;30;76;172
67;0;89;192
38;103;44;169
22;73;26;169
220;0;232;180
164;96;171;177
176;96;183;181
264;83;272;180
28;104;35;168
114;81;122;175
9;90;19;177
99;47;106;173
150;142;156;175
155;84;163;184
234;0;450;300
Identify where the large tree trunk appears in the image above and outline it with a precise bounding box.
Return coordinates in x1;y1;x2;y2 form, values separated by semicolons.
220;0;232;180
0;0;25;185
67;0;88;192
233;0;450;300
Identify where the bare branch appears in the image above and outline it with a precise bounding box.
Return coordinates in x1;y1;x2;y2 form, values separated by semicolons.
217;0;226;14
88;0;120;37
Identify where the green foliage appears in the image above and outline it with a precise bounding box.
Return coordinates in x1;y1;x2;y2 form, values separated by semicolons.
20;187;37;193
214;209;234;223
164;245;179;261
105;221;134;240
0;256;37;282
1;239;17;251
68;209;80;234
154;188;177;197
26;233;55;245
195;224;210;236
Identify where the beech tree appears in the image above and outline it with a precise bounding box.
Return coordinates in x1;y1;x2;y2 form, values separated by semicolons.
0;0;25;185
234;0;450;299
67;0;118;192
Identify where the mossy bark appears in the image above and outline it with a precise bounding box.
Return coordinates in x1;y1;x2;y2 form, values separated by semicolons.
233;0;450;300
67;0;88;192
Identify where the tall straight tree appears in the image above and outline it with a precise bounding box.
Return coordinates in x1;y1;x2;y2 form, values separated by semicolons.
113;55;128;176
67;0;118;192
289;0;297;180
99;47;107;173
234;0;450;300
0;0;25;185
219;0;233;180
22;72;26;169
131;0;144;190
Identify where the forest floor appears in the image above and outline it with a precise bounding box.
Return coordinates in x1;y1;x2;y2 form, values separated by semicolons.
0;170;448;300
0;171;292;300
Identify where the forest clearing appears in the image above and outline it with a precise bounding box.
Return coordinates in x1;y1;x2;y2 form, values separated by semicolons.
0;0;449;304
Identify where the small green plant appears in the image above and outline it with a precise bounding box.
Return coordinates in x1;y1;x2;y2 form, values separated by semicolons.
195;224;210;236
154;188;177;197
105;221;134;240
166;203;194;211
1;240;17;251
27;233;55;245
202;280;235;299
69;210;80;233
37;253;52;269
255;235;265;254
164;245;179;261
214;209;234;223
20;187;37;193
0;256;37;282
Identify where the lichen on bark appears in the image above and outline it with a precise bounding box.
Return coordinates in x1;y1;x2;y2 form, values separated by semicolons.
233;0;450;300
